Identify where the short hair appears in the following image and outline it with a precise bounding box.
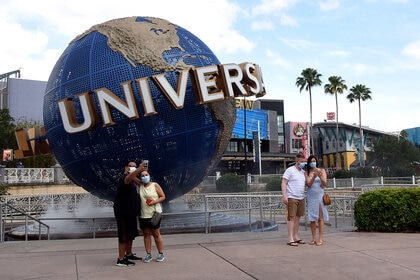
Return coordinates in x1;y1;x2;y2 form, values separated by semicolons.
125;160;134;167
296;153;305;159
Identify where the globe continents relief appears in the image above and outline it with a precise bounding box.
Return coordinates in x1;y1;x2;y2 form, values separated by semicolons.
43;16;236;202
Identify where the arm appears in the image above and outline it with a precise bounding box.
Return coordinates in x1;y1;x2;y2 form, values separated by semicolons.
305;172;315;187
281;178;288;204
123;162;146;185
150;183;166;205
319;168;327;187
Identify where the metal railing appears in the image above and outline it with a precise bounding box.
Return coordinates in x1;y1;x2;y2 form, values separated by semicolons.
202;194;283;233
1;182;418;241
1;202;50;242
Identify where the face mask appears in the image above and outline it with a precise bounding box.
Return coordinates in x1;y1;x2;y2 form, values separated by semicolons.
141;176;150;184
299;162;306;169
309;162;317;169
129;167;136;173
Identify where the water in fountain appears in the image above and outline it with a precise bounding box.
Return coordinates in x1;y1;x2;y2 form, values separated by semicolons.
7;195;277;240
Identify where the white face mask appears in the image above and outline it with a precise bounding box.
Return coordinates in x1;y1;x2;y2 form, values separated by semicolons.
129;166;136;173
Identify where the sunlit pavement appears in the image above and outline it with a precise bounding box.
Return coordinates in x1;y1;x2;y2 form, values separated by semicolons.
1;228;419;280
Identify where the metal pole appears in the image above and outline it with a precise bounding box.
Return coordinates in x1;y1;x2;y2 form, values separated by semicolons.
244;96;248;192
258;121;262;175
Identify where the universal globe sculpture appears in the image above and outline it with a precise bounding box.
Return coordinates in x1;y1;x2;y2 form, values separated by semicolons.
43;16;264;202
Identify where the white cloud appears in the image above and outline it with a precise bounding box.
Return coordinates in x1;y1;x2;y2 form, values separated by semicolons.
0;0;255;80
319;0;340;11
279;37;320;51
402;40;420;59
266;49;292;69
327;50;349;57
251;19;275;31
279;13;299;26
252;0;299;16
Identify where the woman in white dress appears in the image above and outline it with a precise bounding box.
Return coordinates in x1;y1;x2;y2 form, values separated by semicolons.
305;155;328;246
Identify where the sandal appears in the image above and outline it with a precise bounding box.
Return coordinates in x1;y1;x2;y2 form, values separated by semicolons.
287;241;298;246
316;241;323;246
295;239;306;244
309;240;317;245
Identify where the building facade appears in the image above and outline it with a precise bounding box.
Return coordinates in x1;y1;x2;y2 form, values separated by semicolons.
217;98;294;175
312;121;393;170
3;73;417;174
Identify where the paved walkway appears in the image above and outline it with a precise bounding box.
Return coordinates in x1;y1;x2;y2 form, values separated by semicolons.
0;228;419;280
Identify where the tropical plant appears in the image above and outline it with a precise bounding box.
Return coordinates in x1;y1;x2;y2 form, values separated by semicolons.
0;109;16;150
295;68;323;155
347;84;372;167
370;133;420;176
324;76;347;169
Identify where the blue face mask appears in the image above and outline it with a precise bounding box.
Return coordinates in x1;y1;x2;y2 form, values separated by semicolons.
299;162;306;169
309;162;317;169
141;176;150;184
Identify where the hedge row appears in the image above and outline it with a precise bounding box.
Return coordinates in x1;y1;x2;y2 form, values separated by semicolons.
354;187;420;232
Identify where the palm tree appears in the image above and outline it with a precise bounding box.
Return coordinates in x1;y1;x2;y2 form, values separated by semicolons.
347;84;372;167
295;68;322;156
324;76;347;169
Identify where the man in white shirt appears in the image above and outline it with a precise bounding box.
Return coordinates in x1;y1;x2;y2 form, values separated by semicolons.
281;153;307;246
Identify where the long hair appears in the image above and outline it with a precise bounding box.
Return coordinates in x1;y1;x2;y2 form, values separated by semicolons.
306;155;318;175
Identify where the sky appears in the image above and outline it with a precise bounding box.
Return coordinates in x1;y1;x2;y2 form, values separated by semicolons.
1;0;419;133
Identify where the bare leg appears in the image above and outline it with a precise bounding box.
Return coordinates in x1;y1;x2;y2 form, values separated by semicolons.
310;221;317;243
118;241;126;259
287;216;295;242
292;216;301;241
126;240;133;255
143;228;153;253
152;228;164;253
317;203;324;245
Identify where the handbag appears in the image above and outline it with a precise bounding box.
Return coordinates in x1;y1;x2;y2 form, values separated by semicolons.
323;193;331;205
150;205;162;226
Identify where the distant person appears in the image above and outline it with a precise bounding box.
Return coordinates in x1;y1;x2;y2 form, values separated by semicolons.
3;151;11;161
113;160;146;267
281;153;307;246
305;155;328;246
138;170;166;262
16;162;24;168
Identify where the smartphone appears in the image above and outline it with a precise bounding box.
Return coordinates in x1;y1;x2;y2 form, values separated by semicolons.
143;160;149;168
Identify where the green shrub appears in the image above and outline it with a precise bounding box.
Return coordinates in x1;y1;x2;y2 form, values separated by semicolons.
259;176;274;184
215;173;245;193
334;169;351;178
354;188;420;232
0;184;9;196
265;177;282;191
350;167;379;178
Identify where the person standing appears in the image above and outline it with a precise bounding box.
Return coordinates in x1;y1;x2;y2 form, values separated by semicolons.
305;155;328;246
281;153;307;246
113;160;146;266
138;170;166;262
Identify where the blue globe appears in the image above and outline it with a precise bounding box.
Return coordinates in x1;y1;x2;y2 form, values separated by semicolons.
43;17;235;201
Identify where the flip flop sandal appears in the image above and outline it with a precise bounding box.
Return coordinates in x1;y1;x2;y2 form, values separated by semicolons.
287;241;298;246
309;240;317;245
295;240;306;244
